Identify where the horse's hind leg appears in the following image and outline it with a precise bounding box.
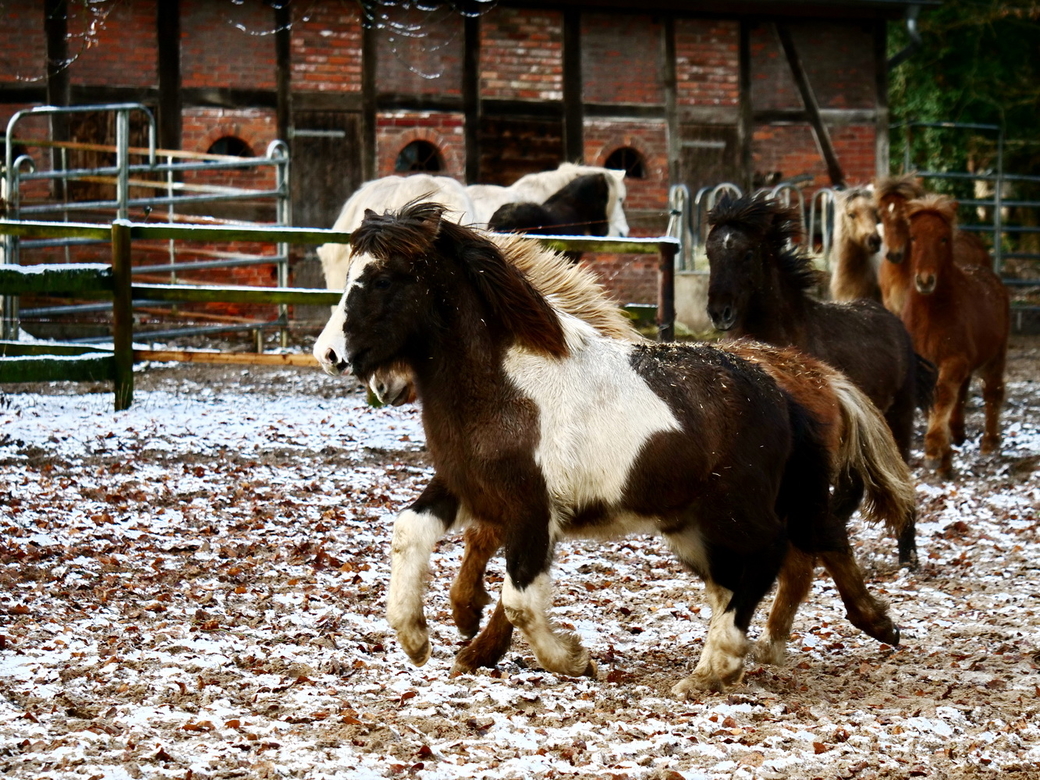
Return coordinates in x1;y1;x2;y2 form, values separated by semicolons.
886;396;919;569
949;376;971;446
451;599;515;676
450;524;501;638
818;548;899;646
979;353;1006;456
671;531;785;696
754;546;816;665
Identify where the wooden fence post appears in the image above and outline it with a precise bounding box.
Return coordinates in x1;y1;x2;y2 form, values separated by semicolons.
657;241;676;342
111;220;134;410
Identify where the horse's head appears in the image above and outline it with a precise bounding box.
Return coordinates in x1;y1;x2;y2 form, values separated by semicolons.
313;200;569;385
839;188;881;254
705;194;802;332
369;363;418;406
875;174;925;265
906;194;958;296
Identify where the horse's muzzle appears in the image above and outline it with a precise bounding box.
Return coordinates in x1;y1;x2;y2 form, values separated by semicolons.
914;273;937;295
319;347;350;377
709;306;737;332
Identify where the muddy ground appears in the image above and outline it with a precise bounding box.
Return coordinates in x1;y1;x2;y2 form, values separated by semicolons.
0;335;1038;779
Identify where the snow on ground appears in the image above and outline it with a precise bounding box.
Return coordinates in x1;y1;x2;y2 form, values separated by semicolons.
1;342;1039;780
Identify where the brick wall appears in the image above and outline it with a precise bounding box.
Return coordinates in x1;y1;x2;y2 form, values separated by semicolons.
480;6;562;101
751;21;876;111
675;19;739;107
290;4;362;92
752;123;877;190
66;0;156;88
374;6;462;97
376;111;465;179
181;0;275;90
181;107;278;191
0;3;45;84
582;13;664;105
584;119;669;232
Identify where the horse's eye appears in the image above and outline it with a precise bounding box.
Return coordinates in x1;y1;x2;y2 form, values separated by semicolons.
372;277;392;290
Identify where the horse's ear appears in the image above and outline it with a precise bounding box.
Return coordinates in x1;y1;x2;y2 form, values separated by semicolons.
441;223;568;358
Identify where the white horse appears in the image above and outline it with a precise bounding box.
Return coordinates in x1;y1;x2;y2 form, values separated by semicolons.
316;164;628;292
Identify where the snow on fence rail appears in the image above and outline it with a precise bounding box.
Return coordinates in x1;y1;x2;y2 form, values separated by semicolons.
0;219;680;410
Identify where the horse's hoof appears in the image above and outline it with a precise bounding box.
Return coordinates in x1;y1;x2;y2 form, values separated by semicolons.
897;548;919;571
581;659;598;679
671;668;742;698
752;638;786;666
451;599;489;639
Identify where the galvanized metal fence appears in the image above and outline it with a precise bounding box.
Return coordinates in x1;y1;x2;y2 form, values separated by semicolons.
2;103;291;343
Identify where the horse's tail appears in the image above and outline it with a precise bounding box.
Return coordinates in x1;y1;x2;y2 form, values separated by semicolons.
914;352;938;412
831;374;916;537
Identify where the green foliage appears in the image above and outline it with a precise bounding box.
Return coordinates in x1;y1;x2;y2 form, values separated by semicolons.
888;0;1040;177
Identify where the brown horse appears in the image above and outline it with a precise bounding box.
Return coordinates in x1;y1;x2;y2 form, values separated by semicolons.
902;194;1010;477
829;186;883;302
876;174;992;316
706;193;929;568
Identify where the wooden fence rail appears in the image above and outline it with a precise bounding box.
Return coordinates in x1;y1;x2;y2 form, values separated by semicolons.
1;218;679;410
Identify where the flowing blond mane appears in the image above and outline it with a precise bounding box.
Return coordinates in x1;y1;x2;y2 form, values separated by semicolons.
906;193;959;227
490;233;642;342
875;174;925;201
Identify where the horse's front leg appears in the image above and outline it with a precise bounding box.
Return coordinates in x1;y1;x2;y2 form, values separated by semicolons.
500;519;596;679
386;477;461;666
672;581;750;696
925;360;969;477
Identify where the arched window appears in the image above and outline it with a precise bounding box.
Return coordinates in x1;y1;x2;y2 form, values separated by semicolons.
207;136;253;157
604;147;645;179
395;140;443;173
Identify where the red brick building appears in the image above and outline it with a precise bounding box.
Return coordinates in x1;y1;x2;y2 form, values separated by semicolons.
0;0;920;304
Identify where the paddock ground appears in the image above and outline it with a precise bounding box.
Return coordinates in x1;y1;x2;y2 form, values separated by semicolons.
1;335;1038;780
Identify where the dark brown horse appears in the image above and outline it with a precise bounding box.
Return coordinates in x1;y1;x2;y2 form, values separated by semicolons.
314;201;913;693
876;174;992;316
902;194;1010;477
706;193;929;568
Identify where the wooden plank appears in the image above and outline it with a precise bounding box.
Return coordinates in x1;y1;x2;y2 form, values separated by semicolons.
0;220;111;241
131;283;342;306
135;349;318;367
111;221;134;411
0;263;113;294
0;353;115;384
0;340;112;357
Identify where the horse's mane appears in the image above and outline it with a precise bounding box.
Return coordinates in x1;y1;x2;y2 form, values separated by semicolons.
906;193;958;227
875;174;925;201
709;194;819;295
838;186;873;204
490;233;641;342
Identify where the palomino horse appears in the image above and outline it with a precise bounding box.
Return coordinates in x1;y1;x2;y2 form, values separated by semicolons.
706;193;930;568
317;164;628;292
829;186;883;302
875;174;992;315
902;194;1010;477
314;201;914;693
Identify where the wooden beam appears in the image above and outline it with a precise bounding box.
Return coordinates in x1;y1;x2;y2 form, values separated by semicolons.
0;263;113;295
44;0;70;201
361;20;378;181
874;18;890;178
663;17;680;184
0;353;115;384
774;23;845;186
738;21;754;191
463;12;481;182
111;220;134;411
134;349;318;367
562;8;584;163
157;0;182;152
275;2;292;142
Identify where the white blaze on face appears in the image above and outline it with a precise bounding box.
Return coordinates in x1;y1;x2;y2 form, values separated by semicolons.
312;252;376;376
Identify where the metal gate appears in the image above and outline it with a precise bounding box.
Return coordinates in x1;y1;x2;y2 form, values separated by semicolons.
2;103;291;342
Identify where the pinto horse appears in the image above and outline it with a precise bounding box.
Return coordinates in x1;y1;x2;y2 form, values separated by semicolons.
902;194;1010;477
875;174;992;316
314;201;913;693
829;187;883;302
706;193;929;568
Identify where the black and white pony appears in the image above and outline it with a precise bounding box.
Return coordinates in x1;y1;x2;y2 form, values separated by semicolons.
313;201;913;694
317;164;628;292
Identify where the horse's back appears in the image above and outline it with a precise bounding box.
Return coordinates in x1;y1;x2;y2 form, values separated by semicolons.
806;298;914;413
